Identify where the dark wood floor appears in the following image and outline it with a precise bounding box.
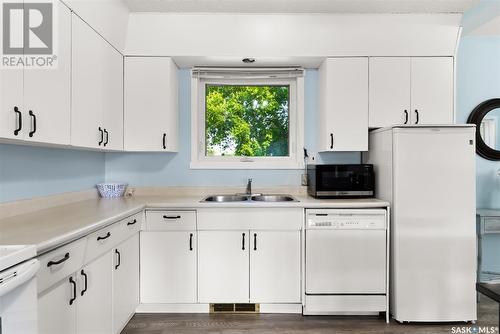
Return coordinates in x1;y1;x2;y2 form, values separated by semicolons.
122;298;499;334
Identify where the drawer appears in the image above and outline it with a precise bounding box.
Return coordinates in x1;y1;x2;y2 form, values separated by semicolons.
85;222;122;263
37;238;86;293
146;210;196;231
115;212;142;241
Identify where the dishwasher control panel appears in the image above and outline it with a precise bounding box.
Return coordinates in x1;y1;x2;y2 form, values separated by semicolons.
306;209;386;230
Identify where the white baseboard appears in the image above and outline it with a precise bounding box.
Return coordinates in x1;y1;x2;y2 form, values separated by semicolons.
136;303;210;313
136;303;303;314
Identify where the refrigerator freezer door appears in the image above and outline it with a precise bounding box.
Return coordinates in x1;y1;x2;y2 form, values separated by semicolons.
392;127;476;322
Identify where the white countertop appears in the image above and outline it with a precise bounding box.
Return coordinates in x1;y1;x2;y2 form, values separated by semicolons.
0;194;389;255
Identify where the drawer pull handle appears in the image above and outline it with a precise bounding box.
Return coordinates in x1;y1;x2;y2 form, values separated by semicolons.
80;270;88;296
127;219;137;226
47;253;70;267
97;232;111;241
115;249;121;270
69;277;77;305
189;233;193;251
163;215;181;220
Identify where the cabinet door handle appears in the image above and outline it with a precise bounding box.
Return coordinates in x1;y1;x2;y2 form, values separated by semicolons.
253;233;257;251
163;133;167;149
80;270;88;296
242;233;246;250
414;109;419;124
404;110;408;124
115;249;121;270
163;215;181;220
47;253;70;267
127;219;137;226
69;277;77;305
189;233;193;251
330;133;334;149
98;127;104;146
28;110;36;137
14;106;22;136
103;128;109;146
97;232;111;241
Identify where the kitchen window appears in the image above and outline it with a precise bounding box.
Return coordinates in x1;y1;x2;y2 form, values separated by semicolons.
191;68;304;169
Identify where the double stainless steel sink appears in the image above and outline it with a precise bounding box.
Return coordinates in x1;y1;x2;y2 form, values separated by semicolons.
202;194;298;203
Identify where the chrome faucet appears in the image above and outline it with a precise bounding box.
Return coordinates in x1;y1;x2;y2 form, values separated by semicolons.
246;178;252;196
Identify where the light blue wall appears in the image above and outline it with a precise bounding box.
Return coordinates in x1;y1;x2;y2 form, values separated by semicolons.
0;144;105;202
105;69;360;187
456;36;500;209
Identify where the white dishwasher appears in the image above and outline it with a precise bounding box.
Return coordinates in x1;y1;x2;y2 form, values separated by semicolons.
304;209;388;318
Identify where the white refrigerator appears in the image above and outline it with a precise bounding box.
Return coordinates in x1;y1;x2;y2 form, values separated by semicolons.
363;125;477;322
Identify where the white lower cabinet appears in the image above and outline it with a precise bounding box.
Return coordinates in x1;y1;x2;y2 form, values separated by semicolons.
198;231;250;303
38;276;77;334
38;219;140;334
198;229;301;304
77;252;113;334
113;234;140;332
249;231;301;303
141;231;197;303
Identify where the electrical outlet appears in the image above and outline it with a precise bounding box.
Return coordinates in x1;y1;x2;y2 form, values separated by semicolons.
301;174;308;186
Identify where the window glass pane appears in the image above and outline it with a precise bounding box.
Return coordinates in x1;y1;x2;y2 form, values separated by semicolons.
205;84;290;157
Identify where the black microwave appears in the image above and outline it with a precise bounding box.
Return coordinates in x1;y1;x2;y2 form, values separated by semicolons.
307;164;375;199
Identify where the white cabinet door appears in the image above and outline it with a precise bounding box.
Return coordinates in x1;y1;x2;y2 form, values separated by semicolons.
140;231;197;303
76;252;113;334
318;58;368;151
102;49;124;151
124;57;178;152
72;15;123;150
198;231;249;303
23;1;71;145
369;57;411;128
410;57;454;125
250;231;301;303
38;276;77;334
0;69;23;140
71;15;104;149
113;234;139;333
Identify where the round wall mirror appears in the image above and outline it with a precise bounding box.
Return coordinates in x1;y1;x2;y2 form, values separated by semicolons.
467;98;500;160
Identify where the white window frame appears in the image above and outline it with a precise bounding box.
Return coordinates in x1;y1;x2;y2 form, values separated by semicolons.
190;74;304;169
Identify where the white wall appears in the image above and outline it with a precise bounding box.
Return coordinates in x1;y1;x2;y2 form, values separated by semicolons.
126;13;462;60
62;0;129;52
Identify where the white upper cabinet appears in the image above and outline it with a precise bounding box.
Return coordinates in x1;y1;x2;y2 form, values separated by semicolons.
410;57;454;125
124;57;178;152
0;66;23;140
318;58;368;152
1;1;71;144
71;14;123;150
369;57;411;127
369;57;454;127
24;1;71;145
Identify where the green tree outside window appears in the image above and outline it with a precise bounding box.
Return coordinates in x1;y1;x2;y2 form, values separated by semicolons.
205;85;290;157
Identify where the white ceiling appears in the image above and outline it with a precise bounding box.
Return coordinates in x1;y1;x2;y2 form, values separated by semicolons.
123;0;479;14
